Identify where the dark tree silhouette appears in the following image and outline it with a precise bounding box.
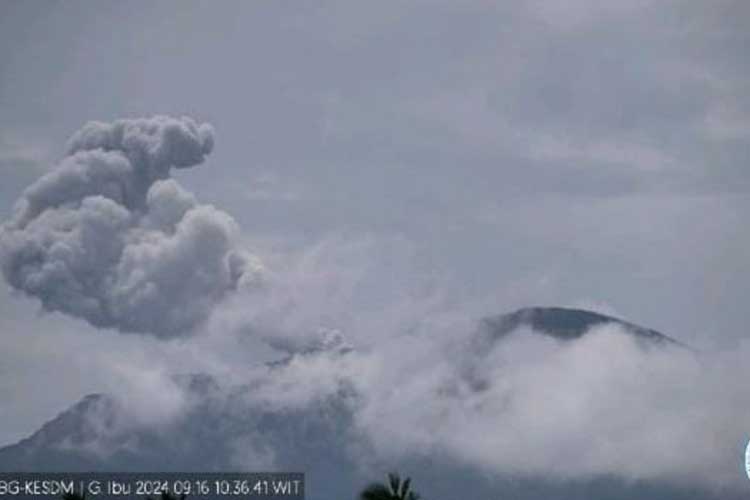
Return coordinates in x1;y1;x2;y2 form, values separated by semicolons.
359;472;420;500
62;492;86;500
146;492;186;500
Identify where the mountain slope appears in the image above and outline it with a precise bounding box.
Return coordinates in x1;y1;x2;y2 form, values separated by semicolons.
478;306;681;345
0;307;731;500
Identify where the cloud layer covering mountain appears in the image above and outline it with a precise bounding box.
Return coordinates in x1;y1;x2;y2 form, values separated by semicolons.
1;306;748;500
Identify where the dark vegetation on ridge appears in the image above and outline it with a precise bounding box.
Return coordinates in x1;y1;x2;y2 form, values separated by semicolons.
479;306;683;346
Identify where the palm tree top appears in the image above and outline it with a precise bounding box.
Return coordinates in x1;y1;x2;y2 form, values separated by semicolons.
359;472;420;500
61;492;86;500
146;491;186;500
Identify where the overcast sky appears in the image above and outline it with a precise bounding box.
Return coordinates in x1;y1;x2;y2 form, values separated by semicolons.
0;0;749;454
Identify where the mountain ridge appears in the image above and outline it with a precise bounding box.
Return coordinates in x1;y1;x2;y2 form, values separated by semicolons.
1;306;720;500
478;306;682;346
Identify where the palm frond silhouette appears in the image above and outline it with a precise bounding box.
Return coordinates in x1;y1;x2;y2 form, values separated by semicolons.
360;472;420;500
146;491;186;500
61;492;86;500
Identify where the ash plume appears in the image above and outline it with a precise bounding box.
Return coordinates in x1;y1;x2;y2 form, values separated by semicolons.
0;116;262;337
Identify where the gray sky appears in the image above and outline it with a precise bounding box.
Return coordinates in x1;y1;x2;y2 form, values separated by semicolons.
0;0;749;465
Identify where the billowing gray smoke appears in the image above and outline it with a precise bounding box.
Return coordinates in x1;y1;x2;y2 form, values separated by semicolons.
0;116;262;337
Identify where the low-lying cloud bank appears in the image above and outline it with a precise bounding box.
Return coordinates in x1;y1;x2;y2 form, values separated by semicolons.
2;117;748;492
356;326;748;487
204;309;745;490
0;116;262;337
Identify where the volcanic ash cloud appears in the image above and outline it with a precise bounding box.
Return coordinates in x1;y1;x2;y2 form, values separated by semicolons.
0;116;263;338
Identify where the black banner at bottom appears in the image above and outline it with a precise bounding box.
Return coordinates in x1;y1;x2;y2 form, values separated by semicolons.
0;473;303;500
